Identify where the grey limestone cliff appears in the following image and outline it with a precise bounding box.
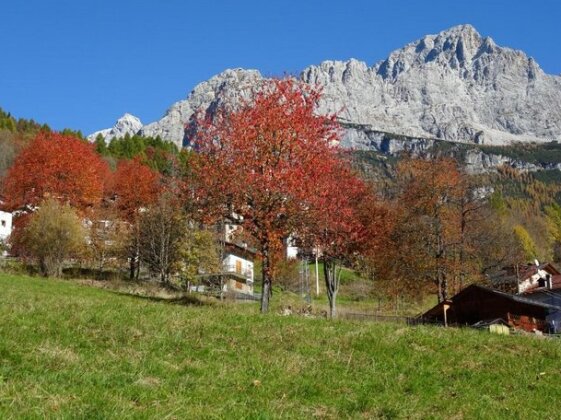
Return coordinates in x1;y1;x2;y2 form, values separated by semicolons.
89;25;561;151
303;24;561;146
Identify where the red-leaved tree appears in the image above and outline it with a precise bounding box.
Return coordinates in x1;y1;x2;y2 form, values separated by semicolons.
191;78;340;313
110;157;162;280
2;131;110;211
111;157;162;222
303;159;386;318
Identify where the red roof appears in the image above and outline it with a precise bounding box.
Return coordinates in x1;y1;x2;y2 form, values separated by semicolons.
502;263;560;281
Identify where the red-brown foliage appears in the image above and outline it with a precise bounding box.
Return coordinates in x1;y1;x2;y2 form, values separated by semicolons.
306;159;370;259
110;157;161;222
302;158;389;317
2;131;110;211
191;78;341;312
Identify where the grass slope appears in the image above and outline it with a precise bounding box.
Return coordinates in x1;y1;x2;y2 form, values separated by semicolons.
1;273;561;418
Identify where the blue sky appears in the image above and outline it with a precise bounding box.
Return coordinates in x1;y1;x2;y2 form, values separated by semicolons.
1;0;560;135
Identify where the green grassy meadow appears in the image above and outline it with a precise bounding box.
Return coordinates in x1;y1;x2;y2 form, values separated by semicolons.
1;273;561;418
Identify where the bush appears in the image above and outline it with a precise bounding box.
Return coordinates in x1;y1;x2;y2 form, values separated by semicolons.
19;199;86;277
274;259;305;292
0;257;30;275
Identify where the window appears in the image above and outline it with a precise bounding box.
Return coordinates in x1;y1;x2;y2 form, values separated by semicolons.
0;220;5;228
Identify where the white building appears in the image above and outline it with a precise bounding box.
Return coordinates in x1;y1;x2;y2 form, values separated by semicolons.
285;235;299;259
191;219;256;296
0;210;12;242
221;218;255;293
517;261;560;294
222;242;255;294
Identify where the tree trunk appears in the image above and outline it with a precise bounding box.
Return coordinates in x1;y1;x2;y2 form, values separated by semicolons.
437;272;444;303
459;201;467;293
55;260;63;278
261;276;271;313
260;241;272;313
129;255;137;281
437;268;449;303
130;221;141;281
435;217;449;303
323;259;338;319
98;250;105;280
39;258;48;277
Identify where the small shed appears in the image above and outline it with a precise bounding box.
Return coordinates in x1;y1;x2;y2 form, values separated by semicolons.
420;284;561;333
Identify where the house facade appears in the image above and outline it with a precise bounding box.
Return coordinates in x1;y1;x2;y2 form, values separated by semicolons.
515;261;561;294
489;261;561;294
0;210;12;243
191;218;256;296
221;241;255;295
284;235;299;259
516;261;561;308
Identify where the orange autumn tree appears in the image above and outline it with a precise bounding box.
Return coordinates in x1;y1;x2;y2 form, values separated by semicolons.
110;157;162;280
387;157;464;302
111;157;162;222
191;78;340;313
2;131;109;211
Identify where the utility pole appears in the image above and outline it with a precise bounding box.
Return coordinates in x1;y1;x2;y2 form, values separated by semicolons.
516;263;520;294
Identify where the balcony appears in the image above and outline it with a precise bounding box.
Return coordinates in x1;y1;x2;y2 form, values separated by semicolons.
222;263;253;281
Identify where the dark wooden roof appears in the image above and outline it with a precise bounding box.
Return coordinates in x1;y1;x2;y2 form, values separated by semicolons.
421;284;561;325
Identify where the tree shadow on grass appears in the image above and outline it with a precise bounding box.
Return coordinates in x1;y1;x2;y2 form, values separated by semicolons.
109;290;214;307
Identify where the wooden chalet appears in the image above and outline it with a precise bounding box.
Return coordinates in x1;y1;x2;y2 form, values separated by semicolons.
489;261;561;309
420;284;561;333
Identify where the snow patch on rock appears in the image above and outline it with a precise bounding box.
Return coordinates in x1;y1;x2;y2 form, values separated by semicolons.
87;113;143;143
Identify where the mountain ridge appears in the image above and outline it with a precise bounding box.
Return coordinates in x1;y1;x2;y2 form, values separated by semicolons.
88;25;561;148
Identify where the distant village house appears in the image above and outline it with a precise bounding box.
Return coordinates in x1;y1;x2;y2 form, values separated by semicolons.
0;210;11;242
0;203;13;256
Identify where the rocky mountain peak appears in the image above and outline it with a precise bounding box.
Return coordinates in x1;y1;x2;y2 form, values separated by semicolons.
376;24;493;80
89;25;561;148
138;68;262;147
438;23;481;43
423;24;484;61
117;113;142;128
87;113;143;143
